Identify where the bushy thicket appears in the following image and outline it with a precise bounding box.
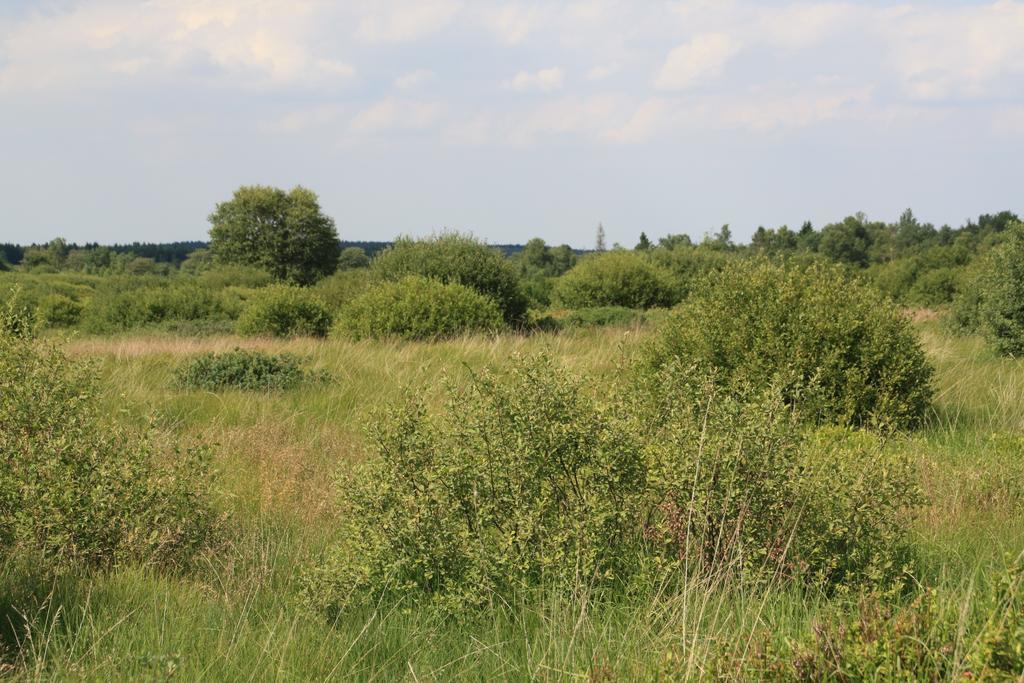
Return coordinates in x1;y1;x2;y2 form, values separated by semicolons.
174;349;328;391
643;260;934;430
305;355;921;616
371;234;527;324
952;223;1024;356
0;303;219;571
235;284;332;337
335;276;503;341
555;251;679;310
82;279;238;334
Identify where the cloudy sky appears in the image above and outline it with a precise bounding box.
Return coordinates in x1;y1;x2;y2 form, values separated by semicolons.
1;0;1022;247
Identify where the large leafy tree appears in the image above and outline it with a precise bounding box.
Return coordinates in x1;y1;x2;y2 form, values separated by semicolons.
208;185;340;285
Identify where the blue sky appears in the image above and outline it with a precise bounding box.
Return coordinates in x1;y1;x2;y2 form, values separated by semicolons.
1;1;1022;248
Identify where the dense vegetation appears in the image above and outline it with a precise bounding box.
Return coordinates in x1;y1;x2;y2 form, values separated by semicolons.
1;197;1023;679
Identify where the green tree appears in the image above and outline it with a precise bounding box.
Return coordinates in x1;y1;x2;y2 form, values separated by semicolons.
636;232;652;251
337;246;370;270
208;185;341;285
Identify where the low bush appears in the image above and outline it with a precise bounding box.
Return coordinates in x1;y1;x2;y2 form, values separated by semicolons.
0;302;219;571
562;306;644;328
305;355;922;617
174;349;328;391
555;251;679;310
371;234;527;324
642;260;934;430
35;293;83;328
335;276;503;341
82;280;230;333
720;558;1024;680
235;285;332;337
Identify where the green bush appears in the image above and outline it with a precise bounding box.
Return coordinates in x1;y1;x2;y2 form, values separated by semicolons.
641;362;920;592
0;302;219;571
305;355;922;617
562;306;645;328
371;234;527;324
555;251;679;310
82;280;230;333
335;276;503;341
955;223;1024;355
36;293;83;328
304;356;650;616
235;285;332;338
311;269;372;312
722;558;1024;681
642;260;934;430
174;349;328;391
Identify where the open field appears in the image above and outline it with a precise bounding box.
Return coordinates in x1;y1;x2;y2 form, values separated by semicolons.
0;320;1021;681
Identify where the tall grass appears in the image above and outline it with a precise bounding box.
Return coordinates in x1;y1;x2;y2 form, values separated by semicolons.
1;323;1021;680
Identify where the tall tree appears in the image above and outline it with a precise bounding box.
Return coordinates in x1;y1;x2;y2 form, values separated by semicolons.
208;185;340;285
596;223;607;252
635;232;652;251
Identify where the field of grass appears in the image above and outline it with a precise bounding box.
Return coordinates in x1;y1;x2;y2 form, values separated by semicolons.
2;321;1022;681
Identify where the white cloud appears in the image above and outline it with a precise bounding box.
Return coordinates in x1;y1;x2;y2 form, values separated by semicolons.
0;0;355;91
604;98;667;143
481;5;551;44
503;67;565;92
586;63;618;81
654;33;741;90
394;69;435;89
350;98;444;132
356;0;460;44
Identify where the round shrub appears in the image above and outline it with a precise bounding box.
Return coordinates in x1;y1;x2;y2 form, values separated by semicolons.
335;276;503;341
175;349;328;391
0;302;219;571
371;234;527;324
555;251;680;310
36;293;83;328
642;260;934;430
235;285;332;337
82;280;230;334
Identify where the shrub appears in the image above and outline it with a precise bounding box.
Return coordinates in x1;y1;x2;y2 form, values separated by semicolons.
174;349;328;391
335;276;503;341
304;356;650;616
337;246;370;270
306;355;922;617
311;269;372;312
35;293;83;328
82;280;230;333
371;234;527;324
562;306;644;328
235;285;332;337
642;260;934;430
955;223;1024;355
555;251;679;310
0;302;219;571
641;363;921;592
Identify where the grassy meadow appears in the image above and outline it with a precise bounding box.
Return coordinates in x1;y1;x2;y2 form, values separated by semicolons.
1;319;1021;681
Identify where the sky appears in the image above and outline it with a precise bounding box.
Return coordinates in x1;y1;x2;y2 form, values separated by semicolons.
1;0;1022;248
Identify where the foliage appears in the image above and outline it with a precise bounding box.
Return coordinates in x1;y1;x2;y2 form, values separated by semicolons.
208;185;341;285
955;223;1024;356
337;246;370;270
643;259;934;430
0;302;218;572
81;279;232;334
306;355;922;618
371;233;527;324
335;275;503;341
304;356;650;616
555;251;679;310
723;557;1024;681
235;284;332;338
310;269;372;312
174;349;328;391
561;306;644;328
35;293;83;328
640;363;921;593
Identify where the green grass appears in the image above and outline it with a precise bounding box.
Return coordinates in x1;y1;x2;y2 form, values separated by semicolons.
2;323;1023;680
